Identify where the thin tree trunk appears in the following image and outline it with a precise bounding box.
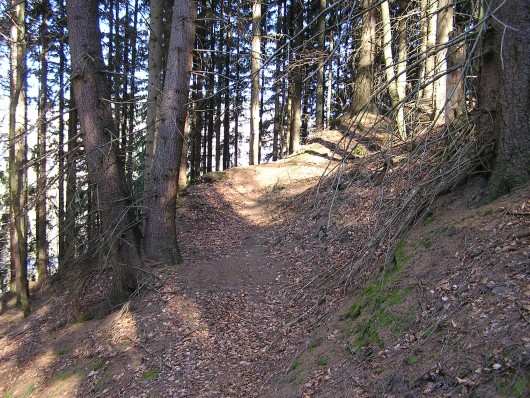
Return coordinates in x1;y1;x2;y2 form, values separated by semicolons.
67;0;142;303
422;0;438;109
249;0;261;165
58;0;66;266
272;0;284;161
145;0;164;203
143;0;197;264
315;0;326;129
289;0;303;154
381;0;405;139
126;0;139;190
9;0;29;315
222;22;231;170
434;0;453;123
36;0;51;284
326;30;333;127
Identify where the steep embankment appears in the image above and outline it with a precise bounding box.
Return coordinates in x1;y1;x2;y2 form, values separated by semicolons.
0;129;528;397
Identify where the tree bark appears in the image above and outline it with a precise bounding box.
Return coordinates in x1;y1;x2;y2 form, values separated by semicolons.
272;0;284;161
9;0;29;316
434;0;454;123
381;0;405;138
143;0;197;264
145;0;164;205
479;0;530;201
67;0;142;304
289;0;303;154
36;0;51;284
249;0;261;165
348;0;377;115
315;0;326;129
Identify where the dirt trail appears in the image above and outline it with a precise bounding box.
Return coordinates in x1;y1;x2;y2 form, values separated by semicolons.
0;133;340;397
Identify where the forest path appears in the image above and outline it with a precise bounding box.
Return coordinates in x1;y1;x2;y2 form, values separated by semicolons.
0;131;345;398
127;139;341;397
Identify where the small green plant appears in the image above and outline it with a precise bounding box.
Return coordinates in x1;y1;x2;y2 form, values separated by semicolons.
345;303;363;320
50;367;81;383
293;374;303;387
140;368;159;381
290;360;302;372
420;232;434;248
408;355;419;365
307;338;322;353
74;313;92;324
56;348;69;356
481;208;494;217
498;377;529;397
271;180;285;193
315;357;329;366
90;357;106;371
352;146;367;157
422;212;435;225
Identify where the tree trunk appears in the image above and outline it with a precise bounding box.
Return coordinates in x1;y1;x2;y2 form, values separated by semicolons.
272;0;284;161
58;0;66;267
249;0;261;165
36;0;51;284
143;0;197;264
222;19;231;170
145;0;164;204
326;30;333;127
65;87;78;262
67;0;142;304
480;0;530;201
348;0;377;115
289;0;303;154
421;0;438;109
315;0;326;129
381;0;405;139
434;0;454;123
9;0;29;316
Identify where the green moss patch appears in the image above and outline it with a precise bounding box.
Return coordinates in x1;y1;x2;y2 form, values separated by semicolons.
343;241;416;353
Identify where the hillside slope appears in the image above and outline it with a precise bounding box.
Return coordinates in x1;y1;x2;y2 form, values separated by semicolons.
0;129;528;397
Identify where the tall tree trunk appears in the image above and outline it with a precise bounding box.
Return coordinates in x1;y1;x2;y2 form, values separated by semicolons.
67;0;142;304
145;0;164;204
396;10;407;133
289;0;303;154
190;72;203;181
434;0;454;123
126;0;140;189
347;0;377;115
381;0;406;139
249;0;261;165
36;0;51;284
143;0;197;264
421;0;438;109
222;22;231;170
58;0;67;267
315;0;326;129
65;87;78;262
326;30;333;127
9;0;29;316
479;0;530;201
272;0;284;161
234;36;241;166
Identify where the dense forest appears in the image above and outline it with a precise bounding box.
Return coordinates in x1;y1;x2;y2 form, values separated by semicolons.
0;0;529;396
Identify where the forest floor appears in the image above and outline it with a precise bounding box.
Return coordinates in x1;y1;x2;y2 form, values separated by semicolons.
0;128;529;397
